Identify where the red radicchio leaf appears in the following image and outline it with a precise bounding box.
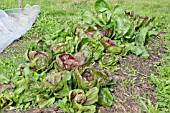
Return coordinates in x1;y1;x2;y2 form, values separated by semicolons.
125;11;135;18
131;11;135;18
87;31;95;38
125;12;130;16
100;29;107;36
59;54;75;61
81;68;94;82
58;52;85;71
73;52;85;66
108;39;117;46
158;31;166;37
29;52;36;60
98;27;113;37
70;92;86;104
101;37;117;49
140;16;149;20
30;51;48;60
75;93;86;104
85;26;96;38
59;54;77;70
38;51;48;58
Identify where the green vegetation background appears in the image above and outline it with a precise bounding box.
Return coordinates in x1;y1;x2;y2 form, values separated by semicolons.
0;0;170;112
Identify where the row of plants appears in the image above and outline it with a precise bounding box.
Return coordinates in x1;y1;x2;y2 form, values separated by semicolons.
0;0;157;112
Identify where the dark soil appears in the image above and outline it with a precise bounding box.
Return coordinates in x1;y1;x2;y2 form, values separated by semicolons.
99;37;166;113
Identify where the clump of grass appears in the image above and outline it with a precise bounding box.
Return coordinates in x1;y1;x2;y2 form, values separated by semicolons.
150;64;170;112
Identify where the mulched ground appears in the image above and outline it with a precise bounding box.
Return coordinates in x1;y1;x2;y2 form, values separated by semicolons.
1;35;166;113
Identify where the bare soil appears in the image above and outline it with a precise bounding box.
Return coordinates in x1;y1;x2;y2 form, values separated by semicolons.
99;37;166;113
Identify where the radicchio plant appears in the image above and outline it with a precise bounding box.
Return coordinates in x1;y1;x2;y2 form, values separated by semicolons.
55;52;86;71
26;50;52;72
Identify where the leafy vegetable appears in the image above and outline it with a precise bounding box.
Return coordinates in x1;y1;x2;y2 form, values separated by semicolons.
97;88;113;106
69;88;98;113
0;0;157;112
55;52;85;71
73;68;109;90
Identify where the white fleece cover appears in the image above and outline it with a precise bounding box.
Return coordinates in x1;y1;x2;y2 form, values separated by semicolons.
0;4;40;52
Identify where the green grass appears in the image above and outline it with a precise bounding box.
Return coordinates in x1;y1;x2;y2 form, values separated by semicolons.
150;64;170;112
0;0;170;112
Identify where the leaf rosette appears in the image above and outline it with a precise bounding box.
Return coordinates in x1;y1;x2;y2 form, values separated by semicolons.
55;52;86;71
73;68;109;90
69;87;99;112
76;38;104;62
26;49;52;72
41;70;71;93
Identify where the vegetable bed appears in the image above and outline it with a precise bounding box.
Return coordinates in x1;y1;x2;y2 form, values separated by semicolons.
0;0;158;112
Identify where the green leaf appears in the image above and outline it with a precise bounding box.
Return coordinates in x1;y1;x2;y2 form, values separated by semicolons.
101;53;118;66
69;89;96;113
132;26;151;58
54;84;69;98
0;93;13;108
56;97;72;112
106;46;123;55
37;96;55;108
0;74;10;84
95;0;110;12
77;38;104;61
13;77;27;95
41;70;71;92
82;11;94;24
73;68;108;90
97;88;113;106
84;87;99;105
